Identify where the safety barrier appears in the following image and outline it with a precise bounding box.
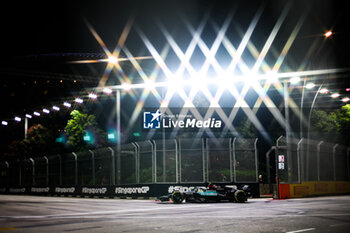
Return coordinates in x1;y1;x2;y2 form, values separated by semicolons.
271;136;350;198
0;137;259;197
279;182;350;198
0;183;260;198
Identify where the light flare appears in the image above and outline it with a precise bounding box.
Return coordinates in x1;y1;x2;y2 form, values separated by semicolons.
342;97;350;102
324;30;333;38
331;93;340;98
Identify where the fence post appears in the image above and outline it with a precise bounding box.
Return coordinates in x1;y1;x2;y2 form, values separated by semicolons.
332;144;338;181
4;161;9;186
276;136;283;147
135;141;155;184
43;156;49;186
205;138;209;182
347;147;350;181
298;138;305;182
254;138;259;183
29;158;35;186
274;144;280;199
153;140;157;183
306;138;310;182
202;138;206;183
18;160;21;186
178;139;182;183
88;150;95;185
130;143;138;184
57;155;62;185
133;142;140;184
162;140;166;182
297;138;303;183
316;141;323;181
174;139;179;184
232;138;236;183
266;146;276;194
274;136;285;199
151;140;156;184
72;152;78;185
108;147;115;185
229;138;233;183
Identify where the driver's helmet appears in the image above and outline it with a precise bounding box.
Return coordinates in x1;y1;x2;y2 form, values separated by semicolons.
208;182;216;189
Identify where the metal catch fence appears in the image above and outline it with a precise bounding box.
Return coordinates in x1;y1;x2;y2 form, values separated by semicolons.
0;137;259;187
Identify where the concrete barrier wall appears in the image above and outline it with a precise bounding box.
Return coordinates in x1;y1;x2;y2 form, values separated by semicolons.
0;183;260;198
279;181;350;199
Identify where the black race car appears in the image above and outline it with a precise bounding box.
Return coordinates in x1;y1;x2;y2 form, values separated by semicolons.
158;185;250;204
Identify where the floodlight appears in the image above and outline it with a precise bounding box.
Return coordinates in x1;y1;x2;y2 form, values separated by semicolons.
217;76;235;89
166;78;184;92
14;117;21;122
144;80;155;90
108;55;119;64
43;108;50;114
52;106;60;111
88;93;98;99
342;97;350;102
289;76;301;84
33;112;40;116
25;114;32;119
121;83;131;90
2;121;8;126
75;98;83;104
324;30;333;38
319;88;329;94
63;102;71;108
103;87;113;94
331;93;340;98
305;83;315;89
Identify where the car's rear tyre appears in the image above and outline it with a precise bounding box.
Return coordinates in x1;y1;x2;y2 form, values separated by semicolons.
234;190;247;203
171;191;184;204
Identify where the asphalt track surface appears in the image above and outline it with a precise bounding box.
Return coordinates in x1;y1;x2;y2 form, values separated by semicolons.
0;195;350;233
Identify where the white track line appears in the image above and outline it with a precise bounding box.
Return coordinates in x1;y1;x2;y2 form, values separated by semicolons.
286;228;315;233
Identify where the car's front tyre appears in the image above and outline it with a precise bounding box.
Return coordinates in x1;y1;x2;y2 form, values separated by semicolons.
234;190;247;203
171;191;184;204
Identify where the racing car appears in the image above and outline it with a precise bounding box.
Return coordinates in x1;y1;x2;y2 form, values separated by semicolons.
158;184;250;204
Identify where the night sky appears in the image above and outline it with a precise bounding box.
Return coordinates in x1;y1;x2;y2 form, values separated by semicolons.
0;0;349;150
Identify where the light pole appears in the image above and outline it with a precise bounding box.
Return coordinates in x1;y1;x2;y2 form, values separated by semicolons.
300;30;334;139
116;89;121;185
305;83;323;181
300;78;306;139
14;116;28;140
24;118;28;139
283;80;292;183
306;83;324;142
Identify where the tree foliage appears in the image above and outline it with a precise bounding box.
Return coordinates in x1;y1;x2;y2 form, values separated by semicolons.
311;104;350;144
3;124;55;159
337;104;350;142
311;110;339;134
23;124;54;157
3;140;26;159
65;110;106;151
236;118;258;138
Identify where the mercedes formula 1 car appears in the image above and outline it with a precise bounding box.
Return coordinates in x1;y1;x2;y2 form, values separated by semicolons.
158;185;250;204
